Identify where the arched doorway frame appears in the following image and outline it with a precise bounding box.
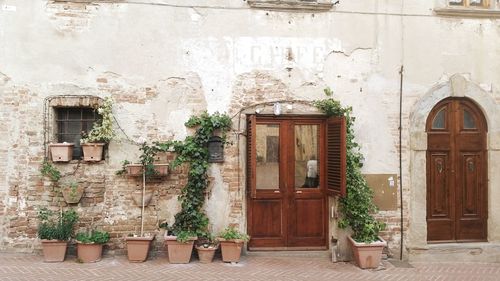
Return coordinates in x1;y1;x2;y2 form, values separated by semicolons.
408;74;500;254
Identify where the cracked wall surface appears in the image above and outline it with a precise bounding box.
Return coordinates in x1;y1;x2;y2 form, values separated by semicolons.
0;0;500;260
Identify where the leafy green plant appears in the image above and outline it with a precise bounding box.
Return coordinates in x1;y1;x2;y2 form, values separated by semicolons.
75;230;110;244
65;181;80;201
115;160;131;176
37;207;79;241
81;97;115;143
218;226;250;242
152;111;232;236
40;160;61;182
313;88;385;243
175;230;198;243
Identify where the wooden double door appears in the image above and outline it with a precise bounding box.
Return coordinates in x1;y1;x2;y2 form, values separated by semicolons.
246;116;334;250
426;98;488;242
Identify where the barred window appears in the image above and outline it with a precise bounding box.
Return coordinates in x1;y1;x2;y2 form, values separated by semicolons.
56;107;100;159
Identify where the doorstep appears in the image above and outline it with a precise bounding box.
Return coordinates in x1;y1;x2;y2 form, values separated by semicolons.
408;242;500;263
246;250;330;258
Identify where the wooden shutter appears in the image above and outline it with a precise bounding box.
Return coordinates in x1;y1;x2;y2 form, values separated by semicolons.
326;117;346;197
247;115;257;199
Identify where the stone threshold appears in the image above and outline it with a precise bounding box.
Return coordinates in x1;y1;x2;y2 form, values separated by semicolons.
408;242;500;263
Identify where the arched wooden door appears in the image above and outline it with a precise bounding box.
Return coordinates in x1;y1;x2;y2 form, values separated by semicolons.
426;98;488;242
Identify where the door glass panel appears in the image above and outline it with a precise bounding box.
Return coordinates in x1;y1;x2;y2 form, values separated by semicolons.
463;109;476;129
432;108;446;129
469;0;484;6
294;124;319;189
448;0;464;5
256;124;280;190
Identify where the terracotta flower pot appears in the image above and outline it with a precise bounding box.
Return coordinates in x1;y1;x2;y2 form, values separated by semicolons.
125;164;169;177
41;240;67;262
347;236;386;269
61;185;84;204
164;236;196;264
125;236;154;262
196;245;218;263
131;190;153;207
77;242;104;263
81;143;105;162
49;143;74;162
219;239;244;263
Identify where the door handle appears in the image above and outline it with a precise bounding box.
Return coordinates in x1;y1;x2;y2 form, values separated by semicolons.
274;190;280;193
296;190;302;194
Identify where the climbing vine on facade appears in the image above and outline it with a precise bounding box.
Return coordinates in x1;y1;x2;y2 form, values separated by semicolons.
313;88;385;243
152;111;232;236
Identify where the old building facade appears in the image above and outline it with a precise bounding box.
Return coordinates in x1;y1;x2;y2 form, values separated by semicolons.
1;0;500;262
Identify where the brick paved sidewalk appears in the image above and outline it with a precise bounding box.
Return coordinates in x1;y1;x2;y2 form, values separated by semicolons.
0;253;499;281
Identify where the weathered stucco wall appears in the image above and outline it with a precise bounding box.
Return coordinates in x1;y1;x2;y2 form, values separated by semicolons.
1;0;500;260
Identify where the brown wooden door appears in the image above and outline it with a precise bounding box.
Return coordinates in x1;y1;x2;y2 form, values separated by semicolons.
426;98;488;243
247;116;328;249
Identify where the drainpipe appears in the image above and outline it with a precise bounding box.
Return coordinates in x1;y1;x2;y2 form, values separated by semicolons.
399;65;404;260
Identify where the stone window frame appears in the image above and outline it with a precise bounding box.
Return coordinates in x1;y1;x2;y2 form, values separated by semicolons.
435;0;500;18
47;96;104;160
247;0;335;11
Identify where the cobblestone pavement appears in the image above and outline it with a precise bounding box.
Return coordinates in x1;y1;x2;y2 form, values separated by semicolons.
0;252;499;281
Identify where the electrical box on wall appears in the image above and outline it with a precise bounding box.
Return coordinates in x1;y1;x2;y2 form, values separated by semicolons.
363;174;398;211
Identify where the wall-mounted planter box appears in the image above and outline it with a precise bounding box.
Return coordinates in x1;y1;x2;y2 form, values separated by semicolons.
131;189;153;207
61;184;84;204
49;143;74;162
81;143;105;162
125;164;169;177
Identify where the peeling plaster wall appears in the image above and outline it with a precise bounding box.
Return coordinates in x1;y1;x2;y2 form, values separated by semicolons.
0;0;499;260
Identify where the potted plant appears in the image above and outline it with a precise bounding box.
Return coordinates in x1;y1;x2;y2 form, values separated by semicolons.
164;229;198;264
217;226;250;263
314;89;386;269
131;189;154;207
48;142;74;162
61;181;84;204
80;97;115;162
37;207;79;262
75;230;110;263
125;233;155;263
195;233;218;263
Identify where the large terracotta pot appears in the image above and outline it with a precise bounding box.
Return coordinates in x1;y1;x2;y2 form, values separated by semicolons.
347;236;386;269
219;239;244;263
41;240;68;262
77;243;104;263
164;236;196;264
81;143;105;161
196;245;217;263
125;236;154;262
49;143;74;162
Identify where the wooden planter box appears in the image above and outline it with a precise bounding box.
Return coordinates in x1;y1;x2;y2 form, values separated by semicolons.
49;143;74;162
347;236;386;269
